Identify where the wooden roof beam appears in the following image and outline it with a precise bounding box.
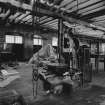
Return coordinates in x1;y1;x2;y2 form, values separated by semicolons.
53;0;64;5
39;17;53;24
39;1;105;31
0;0;57;18
80;8;105;20
15;11;31;23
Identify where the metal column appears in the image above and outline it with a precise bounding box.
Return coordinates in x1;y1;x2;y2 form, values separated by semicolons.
58;18;63;63
95;42;99;73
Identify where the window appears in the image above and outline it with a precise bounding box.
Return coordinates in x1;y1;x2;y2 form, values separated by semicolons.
33;38;42;45
100;43;105;54
5;35;14;43
52;37;58;46
5;35;23;44
33;35;43;45
15;36;22;44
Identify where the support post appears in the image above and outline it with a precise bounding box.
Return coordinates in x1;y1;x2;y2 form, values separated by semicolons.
58;18;63;63
104;57;105;72
96;41;99;73
23;33;33;61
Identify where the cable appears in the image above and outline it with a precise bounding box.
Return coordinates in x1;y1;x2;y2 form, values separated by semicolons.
32;3;35;98
35;0;41;98
32;0;40;98
32;0;42;98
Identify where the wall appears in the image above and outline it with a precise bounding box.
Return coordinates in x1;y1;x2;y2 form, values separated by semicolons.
0;26;58;61
41;33;57;47
12;44;24;61
23;33;33;61
33;45;42;54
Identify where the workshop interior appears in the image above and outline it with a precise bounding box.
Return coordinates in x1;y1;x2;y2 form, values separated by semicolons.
0;0;105;105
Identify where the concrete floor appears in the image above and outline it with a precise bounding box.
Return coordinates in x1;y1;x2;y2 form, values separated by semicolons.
91;71;105;87
0;64;45;100
0;63;105;105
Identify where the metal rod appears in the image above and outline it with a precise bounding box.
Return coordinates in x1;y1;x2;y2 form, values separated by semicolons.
32;0;39;98
58;18;63;63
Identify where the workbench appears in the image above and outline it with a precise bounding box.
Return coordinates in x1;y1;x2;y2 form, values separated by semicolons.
38;67;74;94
